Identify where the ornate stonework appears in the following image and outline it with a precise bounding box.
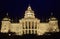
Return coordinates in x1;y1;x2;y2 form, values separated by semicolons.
0;5;59;35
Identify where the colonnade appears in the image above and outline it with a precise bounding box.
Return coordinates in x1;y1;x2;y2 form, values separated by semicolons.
21;20;39;34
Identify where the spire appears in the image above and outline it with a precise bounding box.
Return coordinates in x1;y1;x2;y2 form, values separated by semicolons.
6;13;8;16
49;12;57;21
51;12;53;16
50;12;55;18
6;13;9;18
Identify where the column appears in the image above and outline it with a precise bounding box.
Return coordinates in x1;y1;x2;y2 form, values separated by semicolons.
31;29;32;34
24;21;26;34
30;22;32;29
27;21;29;34
34;21;36;34
31;22;33;34
27;21;29;29
24;29;26;34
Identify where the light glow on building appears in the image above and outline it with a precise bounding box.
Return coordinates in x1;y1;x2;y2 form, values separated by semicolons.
0;5;59;35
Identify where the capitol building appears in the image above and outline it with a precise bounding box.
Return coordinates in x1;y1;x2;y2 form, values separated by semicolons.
0;5;59;35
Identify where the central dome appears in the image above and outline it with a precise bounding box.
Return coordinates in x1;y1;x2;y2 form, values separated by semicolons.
24;5;35;18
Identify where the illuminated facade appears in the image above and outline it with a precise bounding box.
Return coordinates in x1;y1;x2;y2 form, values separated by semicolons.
0;5;59;35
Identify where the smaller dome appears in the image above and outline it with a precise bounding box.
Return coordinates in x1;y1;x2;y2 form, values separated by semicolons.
3;17;10;21
49;12;57;21
49;17;57;21
2;13;10;21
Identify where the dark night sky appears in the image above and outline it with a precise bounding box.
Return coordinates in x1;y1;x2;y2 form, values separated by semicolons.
0;0;60;21
0;0;60;38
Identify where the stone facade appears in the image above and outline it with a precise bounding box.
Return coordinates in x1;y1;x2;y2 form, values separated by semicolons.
0;5;59;35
